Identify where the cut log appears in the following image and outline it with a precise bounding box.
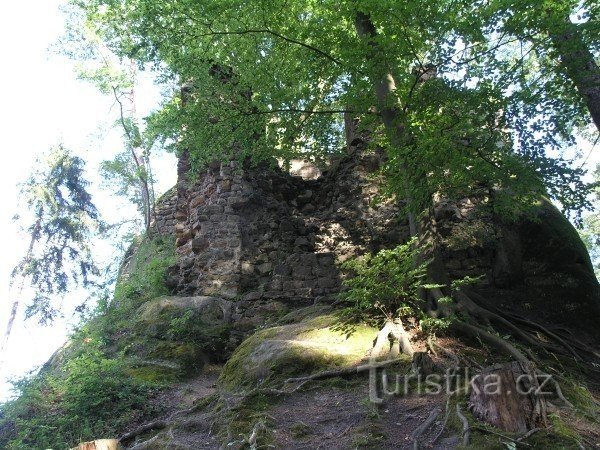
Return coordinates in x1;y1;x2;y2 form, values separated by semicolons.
468;361;547;433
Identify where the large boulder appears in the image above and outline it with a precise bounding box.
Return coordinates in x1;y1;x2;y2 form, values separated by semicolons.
219;314;379;389
126;296;234;380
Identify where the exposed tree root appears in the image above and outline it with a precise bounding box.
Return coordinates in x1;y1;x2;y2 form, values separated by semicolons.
372;318;414;358
417;208;590;374
456;404;471;446
450;321;529;363
473;426;532;447
426;335;438;357
517;427;545;442
430;339;460;368
549;328;600;360
411;407;441;449
247;419;268;449
467;291;586;361
454;291;552;357
432;396;452;444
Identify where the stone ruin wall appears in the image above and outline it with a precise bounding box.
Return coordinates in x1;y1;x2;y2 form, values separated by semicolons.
149;135;512;330
147;134;600;336
152;142;413;325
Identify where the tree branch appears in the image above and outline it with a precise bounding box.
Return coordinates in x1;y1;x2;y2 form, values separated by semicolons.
197;28;342;65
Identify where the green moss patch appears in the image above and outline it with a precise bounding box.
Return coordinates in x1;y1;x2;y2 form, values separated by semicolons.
219;315;378;390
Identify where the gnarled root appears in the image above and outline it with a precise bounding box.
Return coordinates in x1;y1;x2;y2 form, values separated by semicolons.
411;407;441;449
456;404;471;446
450;321;528;363
465;289;586;361
372;318;414;359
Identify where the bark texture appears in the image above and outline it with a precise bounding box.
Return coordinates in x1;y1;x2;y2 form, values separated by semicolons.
550;19;600;133
469;361;547;433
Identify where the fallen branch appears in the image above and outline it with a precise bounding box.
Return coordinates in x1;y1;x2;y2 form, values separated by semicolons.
128;433;163;450
120;420;168;443
119;397;214;443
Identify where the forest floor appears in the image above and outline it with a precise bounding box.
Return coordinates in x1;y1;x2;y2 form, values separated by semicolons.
119;339;600;449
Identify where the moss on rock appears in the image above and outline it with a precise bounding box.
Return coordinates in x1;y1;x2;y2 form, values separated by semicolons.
219;313;378;390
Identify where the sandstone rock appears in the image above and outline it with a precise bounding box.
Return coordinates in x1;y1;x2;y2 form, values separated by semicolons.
219;313;377;389
137;296;233;324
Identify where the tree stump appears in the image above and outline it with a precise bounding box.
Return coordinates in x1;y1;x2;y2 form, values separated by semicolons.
468;361;547;432
412;351;437;376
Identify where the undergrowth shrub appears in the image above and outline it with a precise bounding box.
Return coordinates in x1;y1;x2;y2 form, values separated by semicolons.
0;234;175;448
334;239;451;337
0;347;160;449
113;234;176;307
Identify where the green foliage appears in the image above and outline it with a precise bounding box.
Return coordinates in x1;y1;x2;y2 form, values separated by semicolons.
0;235;177;448
99;150;145;224
114;235;176;306
419;314;452;336
334;240;431;334
65;0;595;222
0;347;159;449
61;4;157;230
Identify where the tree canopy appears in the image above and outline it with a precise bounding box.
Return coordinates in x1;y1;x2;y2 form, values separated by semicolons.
66;0;597;220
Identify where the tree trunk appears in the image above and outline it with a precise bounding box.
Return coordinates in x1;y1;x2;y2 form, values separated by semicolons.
354;12;449;303
549;19;600;133
354;12;422;241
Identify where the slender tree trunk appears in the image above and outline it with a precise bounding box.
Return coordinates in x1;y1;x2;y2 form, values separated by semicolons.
354;13;416;229
549;19;600;133
113;85;153;231
1;218;41;354
355;12;449;305
129;69;154;231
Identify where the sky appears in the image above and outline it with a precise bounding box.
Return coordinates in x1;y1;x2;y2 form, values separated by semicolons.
0;0;176;401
